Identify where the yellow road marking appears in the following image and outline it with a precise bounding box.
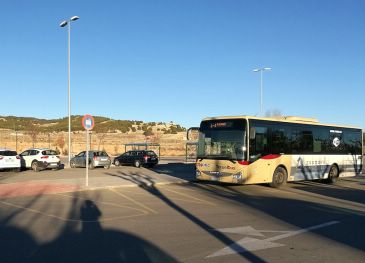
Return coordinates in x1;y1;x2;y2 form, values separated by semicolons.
166;197;213;205
117;187;214;205
160;187;216;206
55;193;145;210
109;188;158;214
0;199;148;222
116;185;216;206
115;189;151;196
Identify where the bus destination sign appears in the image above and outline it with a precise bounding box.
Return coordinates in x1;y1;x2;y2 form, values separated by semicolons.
210;121;233;129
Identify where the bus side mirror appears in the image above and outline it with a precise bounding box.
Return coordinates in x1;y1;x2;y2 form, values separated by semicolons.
249;127;256;140
187;127;200;141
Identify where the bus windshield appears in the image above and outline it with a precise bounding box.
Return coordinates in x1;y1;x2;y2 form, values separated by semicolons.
197;119;247;160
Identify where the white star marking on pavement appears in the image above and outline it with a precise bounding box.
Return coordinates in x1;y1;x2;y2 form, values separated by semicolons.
207;221;340;258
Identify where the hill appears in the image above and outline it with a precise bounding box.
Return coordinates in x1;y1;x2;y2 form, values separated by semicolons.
0;115;186;134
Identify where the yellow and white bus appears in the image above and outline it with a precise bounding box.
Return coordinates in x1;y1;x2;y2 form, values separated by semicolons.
195;116;363;187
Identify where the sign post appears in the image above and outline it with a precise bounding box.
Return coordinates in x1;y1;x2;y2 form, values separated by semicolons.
82;114;95;187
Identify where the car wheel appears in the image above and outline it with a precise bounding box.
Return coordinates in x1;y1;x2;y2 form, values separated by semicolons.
70;161;76;168
134;160;141;168
270;166;287;188
31;161;40;172
114;160;120;166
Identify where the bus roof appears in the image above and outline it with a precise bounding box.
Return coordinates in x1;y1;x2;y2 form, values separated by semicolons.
201;115;362;130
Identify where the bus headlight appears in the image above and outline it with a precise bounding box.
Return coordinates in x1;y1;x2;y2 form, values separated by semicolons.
196;170;201;177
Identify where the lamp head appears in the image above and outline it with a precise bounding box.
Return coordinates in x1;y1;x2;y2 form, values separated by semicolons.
59;21;68;27
70;16;79;21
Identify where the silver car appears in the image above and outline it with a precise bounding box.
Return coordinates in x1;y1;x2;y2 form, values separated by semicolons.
70;150;111;169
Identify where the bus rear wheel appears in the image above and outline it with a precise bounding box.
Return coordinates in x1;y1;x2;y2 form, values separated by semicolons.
270;166;287;188
327;165;339;184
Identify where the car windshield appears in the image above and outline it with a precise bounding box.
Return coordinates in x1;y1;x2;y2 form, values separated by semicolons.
145;151;156;156
0;151;17;156
42;150;58;155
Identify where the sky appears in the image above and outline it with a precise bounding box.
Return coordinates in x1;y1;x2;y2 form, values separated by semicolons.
1;0;365;129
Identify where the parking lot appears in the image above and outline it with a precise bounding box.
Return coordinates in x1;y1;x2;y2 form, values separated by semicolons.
0;157;195;192
1;160;365;262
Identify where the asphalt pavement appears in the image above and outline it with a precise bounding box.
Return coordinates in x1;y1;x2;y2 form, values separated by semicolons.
0;157;195;193
1;159;365;262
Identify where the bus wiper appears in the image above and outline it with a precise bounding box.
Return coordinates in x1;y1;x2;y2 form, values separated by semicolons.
218;157;236;163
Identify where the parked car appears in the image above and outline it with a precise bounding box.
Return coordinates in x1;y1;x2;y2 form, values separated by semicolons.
70;150;111;169
113;150;158;168
19;148;61;172
0;148;21;172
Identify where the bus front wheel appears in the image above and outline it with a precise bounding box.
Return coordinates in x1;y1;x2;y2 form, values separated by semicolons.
270;166;287;188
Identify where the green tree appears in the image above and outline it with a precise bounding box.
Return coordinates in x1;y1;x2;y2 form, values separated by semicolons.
143;129;154;136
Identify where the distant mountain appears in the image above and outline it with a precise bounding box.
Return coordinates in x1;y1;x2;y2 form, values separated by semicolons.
0;115;186;134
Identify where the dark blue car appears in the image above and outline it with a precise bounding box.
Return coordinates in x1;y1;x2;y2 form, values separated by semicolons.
113;150;158;168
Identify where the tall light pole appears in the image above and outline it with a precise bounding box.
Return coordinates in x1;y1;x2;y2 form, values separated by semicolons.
60;16;79;166
253;67;271;116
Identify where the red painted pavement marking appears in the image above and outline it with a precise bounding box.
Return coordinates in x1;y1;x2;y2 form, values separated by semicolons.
0;182;80;198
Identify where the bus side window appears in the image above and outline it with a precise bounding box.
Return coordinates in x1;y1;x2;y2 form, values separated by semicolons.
271;127;290;154
250;126;268;161
313;127;327;153
301;130;314;153
291;130;300;154
328;130;344;154
291;129;313;153
344;130;362;155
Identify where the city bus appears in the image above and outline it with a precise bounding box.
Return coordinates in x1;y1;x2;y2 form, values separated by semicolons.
195;115;363;187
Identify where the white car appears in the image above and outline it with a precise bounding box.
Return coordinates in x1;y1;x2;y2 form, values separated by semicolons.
0;148;21;171
20;148;61;171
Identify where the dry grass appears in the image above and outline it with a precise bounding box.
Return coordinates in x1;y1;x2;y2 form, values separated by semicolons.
0;130;190;156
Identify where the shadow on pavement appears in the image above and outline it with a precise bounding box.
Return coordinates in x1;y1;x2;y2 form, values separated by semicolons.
151;162;196;181
289;179;365;204
188;181;365;255
0;196;177;263
105;170;267;262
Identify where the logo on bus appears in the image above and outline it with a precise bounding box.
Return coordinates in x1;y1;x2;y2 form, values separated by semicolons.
197;163;210;168
216;165;236;170
332;137;341;147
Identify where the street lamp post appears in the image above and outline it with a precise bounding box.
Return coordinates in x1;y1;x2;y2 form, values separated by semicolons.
253;67;271;116
60;16;79;166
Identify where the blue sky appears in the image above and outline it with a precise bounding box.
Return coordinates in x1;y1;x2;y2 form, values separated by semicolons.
1;0;364;129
